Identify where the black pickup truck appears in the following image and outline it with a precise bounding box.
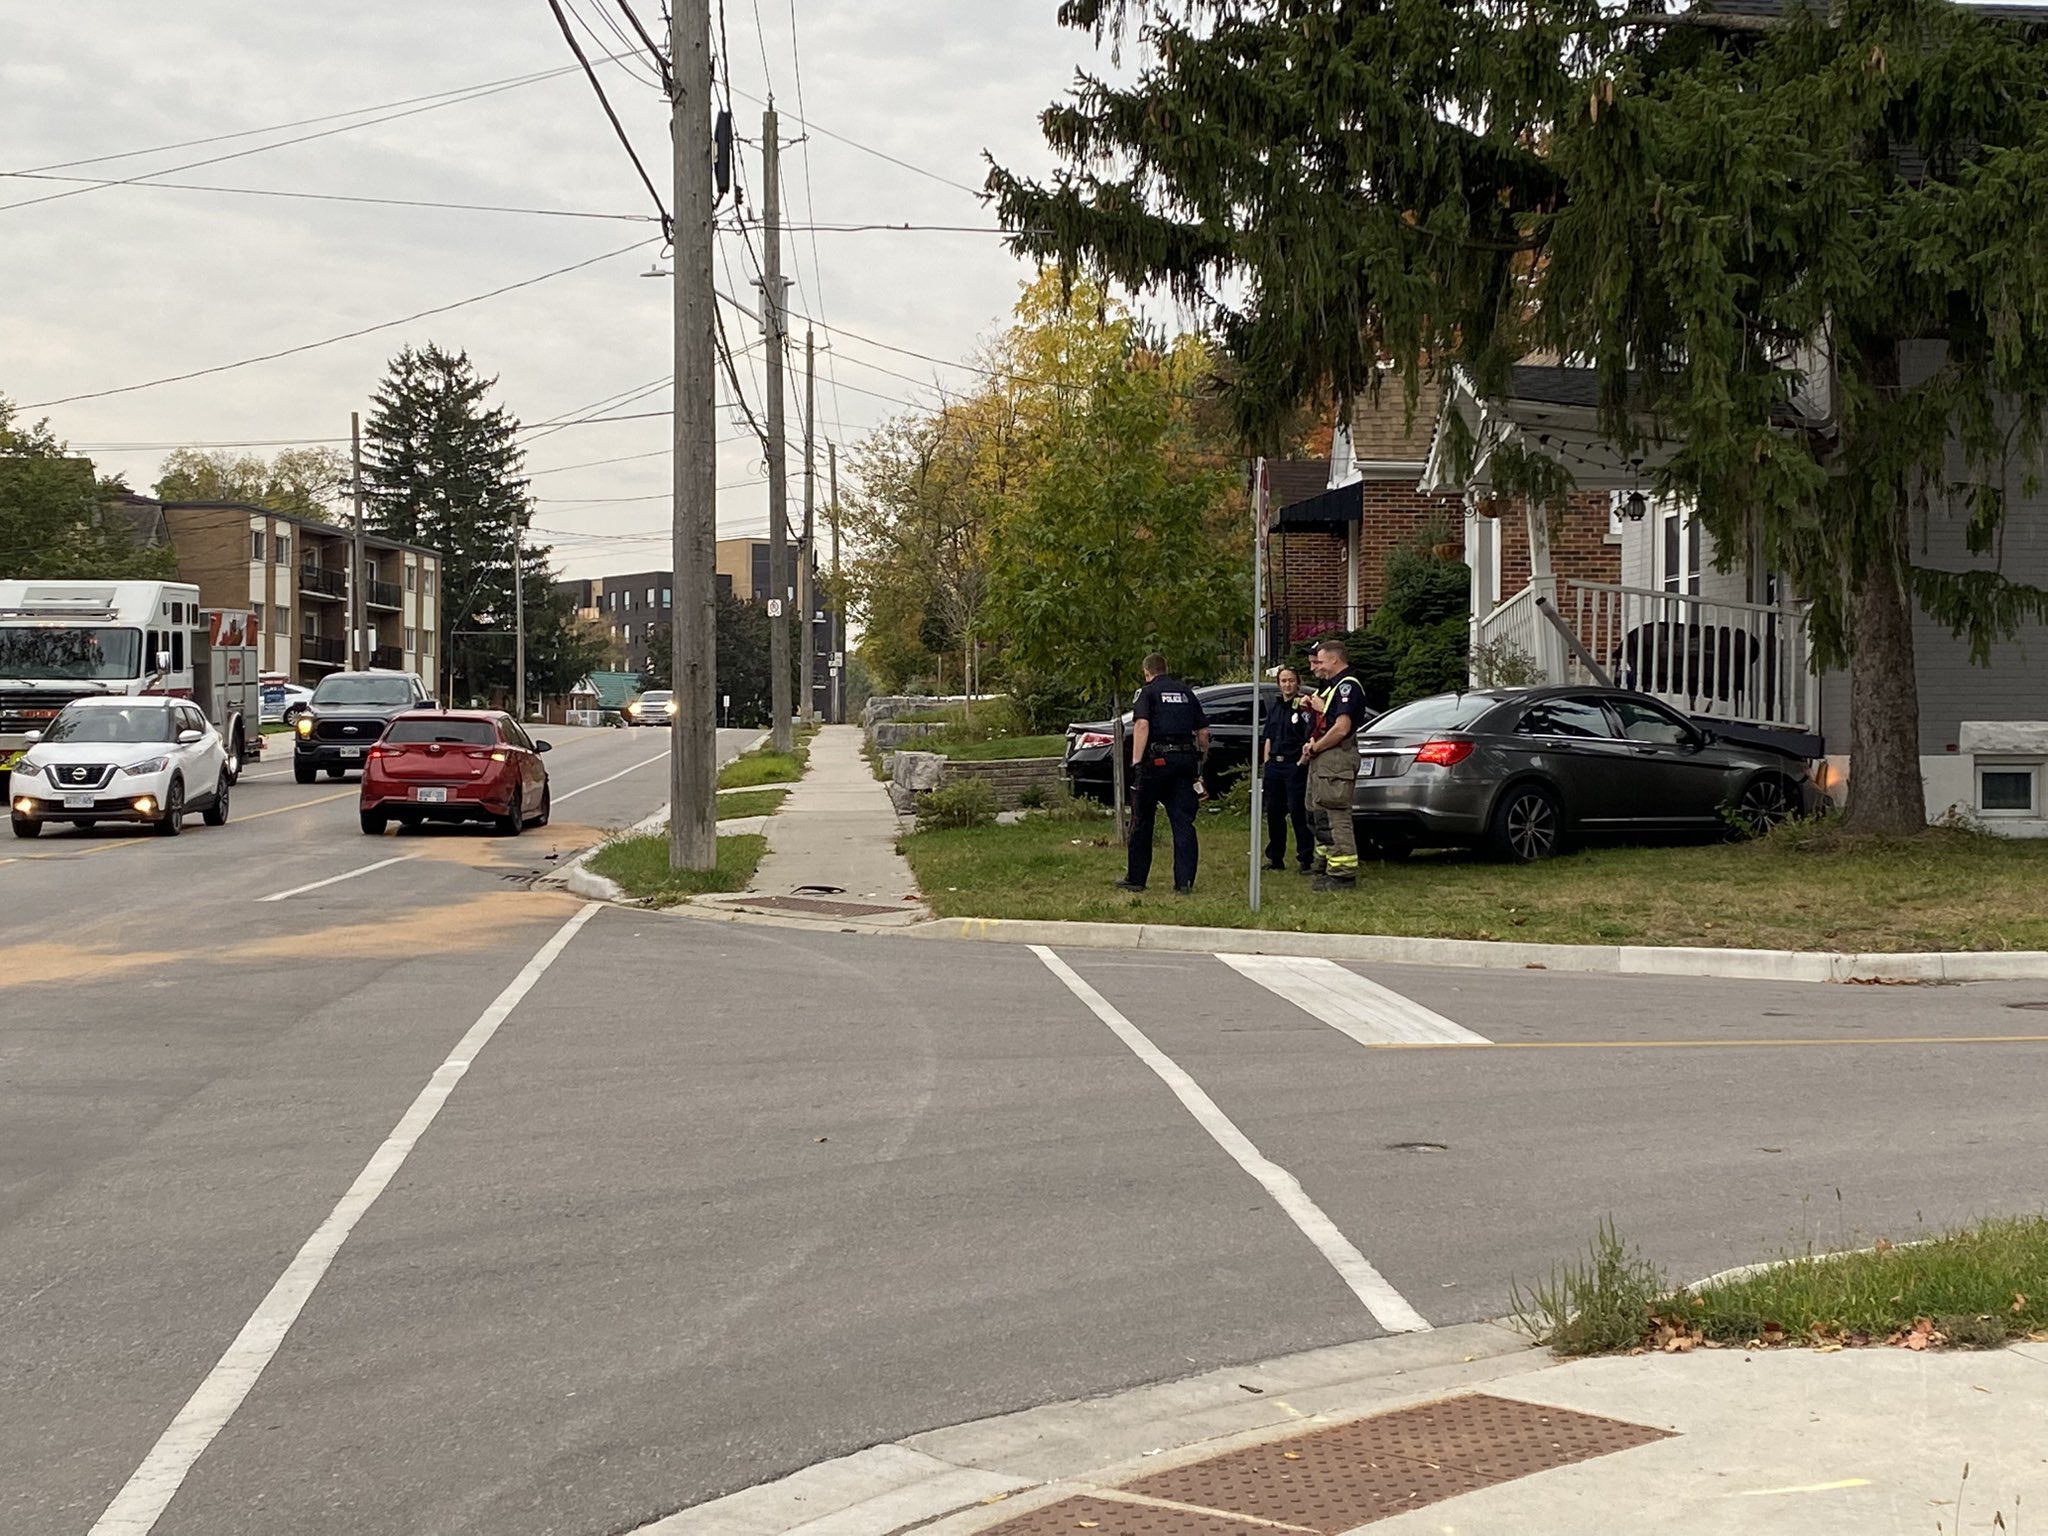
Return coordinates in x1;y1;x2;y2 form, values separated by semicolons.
293;670;434;782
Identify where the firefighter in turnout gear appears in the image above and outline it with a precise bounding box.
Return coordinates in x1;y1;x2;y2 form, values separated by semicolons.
1117;652;1209;894
1301;638;1366;891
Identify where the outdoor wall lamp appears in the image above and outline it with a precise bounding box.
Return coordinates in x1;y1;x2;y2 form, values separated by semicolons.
1622;490;1649;521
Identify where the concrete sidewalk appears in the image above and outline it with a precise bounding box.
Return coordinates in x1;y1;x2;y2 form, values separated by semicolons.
640;1328;2048;1536
702;725;926;925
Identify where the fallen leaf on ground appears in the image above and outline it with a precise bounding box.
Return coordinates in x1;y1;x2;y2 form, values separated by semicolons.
2013;1292;2029;1313
1282;1450;1303;1461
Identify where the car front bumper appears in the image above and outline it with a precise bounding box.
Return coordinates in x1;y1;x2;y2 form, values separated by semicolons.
12;772;174;823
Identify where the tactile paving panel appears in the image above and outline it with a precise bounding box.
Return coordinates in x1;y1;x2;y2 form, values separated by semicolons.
1119;1393;1674;1532
978;1494;1282;1534
731;894;910;917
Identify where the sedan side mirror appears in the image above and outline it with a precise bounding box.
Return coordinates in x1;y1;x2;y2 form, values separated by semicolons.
177;728;204;745
1695;728;1717;748
533;740;553;754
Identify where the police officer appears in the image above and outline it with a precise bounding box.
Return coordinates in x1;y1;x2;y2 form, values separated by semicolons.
1117;652;1209;894
1260;665;1314;872
1301;638;1366;891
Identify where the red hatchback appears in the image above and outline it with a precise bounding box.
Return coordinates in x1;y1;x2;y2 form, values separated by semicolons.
359;711;552;836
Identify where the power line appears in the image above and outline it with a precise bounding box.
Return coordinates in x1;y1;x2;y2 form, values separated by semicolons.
784;0;848;450
3;60;605;177
563;0;665;89
0;171;653;222
23;236;661;409
725;83;985;199
0;55;642;215
547;0;672;240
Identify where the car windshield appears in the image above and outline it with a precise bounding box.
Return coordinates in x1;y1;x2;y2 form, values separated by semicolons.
0;626;143;681
312;676;414;707
42;705;176;744
385;719;495;746
638;692;672;704
1367;693;1501;735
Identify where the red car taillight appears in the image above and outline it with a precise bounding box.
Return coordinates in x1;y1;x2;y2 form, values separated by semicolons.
1414;738;1475;767
1075;731;1112;751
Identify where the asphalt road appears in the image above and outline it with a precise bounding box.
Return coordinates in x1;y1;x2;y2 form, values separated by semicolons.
5;752;2045;1535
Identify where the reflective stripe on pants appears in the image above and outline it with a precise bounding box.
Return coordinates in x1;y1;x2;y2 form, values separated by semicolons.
1307;751;1358;877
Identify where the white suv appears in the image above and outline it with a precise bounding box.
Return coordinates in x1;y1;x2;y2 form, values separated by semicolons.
9;696;231;839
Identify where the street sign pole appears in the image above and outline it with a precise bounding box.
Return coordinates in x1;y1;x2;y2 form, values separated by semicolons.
1249;458;1270;915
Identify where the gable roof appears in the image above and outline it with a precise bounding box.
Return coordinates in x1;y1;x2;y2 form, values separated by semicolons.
573;670;641;708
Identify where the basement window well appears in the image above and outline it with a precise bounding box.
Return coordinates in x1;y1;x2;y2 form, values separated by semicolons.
1978;763;2040;816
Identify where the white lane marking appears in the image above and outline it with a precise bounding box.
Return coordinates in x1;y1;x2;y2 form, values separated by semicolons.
554;752;669;804
88;902;605;1536
1030;945;1430;1334
1219;954;1490;1046
254;854;421;903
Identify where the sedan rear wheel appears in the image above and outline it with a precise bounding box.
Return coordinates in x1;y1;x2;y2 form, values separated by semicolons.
1490;782;1563;863
496;785;523;837
361;811;389;836
533;785;551;828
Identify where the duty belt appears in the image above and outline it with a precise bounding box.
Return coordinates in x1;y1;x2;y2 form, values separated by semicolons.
1152;737;1198;752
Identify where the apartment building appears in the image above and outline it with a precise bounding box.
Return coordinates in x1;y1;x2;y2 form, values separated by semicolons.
158;502;442;687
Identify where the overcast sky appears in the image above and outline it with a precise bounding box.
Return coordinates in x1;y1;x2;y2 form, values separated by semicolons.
0;2;1118;580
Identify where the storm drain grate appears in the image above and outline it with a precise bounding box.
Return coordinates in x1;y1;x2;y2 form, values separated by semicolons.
1062;1394;1678;1534
976;1494;1281;1534
732;894;910;918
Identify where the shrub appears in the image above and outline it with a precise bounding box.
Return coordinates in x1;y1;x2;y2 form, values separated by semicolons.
1007;669;1098;733
1471;637;1544;688
1017;782;1049;810
917;777;997;830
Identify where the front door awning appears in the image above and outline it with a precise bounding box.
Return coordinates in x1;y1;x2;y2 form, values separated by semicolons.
1274;481;1362;530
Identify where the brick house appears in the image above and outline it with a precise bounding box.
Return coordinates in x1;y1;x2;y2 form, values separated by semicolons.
1265;376;1619;650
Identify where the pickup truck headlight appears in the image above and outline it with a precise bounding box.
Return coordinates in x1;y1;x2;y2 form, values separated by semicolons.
296;716;314;736
121;756;170;777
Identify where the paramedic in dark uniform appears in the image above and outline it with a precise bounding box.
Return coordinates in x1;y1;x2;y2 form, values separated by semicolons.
1302;637;1367;891
1117;652;1209;894
1260;665;1314;872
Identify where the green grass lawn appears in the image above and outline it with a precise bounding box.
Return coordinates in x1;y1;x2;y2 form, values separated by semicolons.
1517;1215;2048;1354
719;741;808;789
901;811;2048;951
587;832;766;906
932;733;1068;762
716;787;788;820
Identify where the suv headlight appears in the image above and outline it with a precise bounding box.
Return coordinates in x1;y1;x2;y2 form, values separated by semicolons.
9;759;42;779
121;756;170;777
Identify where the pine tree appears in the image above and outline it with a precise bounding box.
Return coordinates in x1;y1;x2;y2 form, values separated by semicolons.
995;0;2048;834
362;344;555;705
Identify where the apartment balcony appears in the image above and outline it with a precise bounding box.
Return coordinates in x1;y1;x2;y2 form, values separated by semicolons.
301;634;345;667
366;579;403;611
371;645;404;670
299;565;346;601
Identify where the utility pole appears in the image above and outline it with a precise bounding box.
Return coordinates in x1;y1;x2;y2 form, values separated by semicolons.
350;411;365;671
799;327;816;724
511;505;526;721
828;439;842;724
762;104;793;754
669;0;718;870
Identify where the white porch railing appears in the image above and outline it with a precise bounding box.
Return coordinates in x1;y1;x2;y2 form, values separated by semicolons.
1561;580;1818;733
1472;585;1544;678
565;708;603;727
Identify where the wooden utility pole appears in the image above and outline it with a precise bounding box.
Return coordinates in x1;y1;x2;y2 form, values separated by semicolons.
762;104;793;753
828;439;843;723
349;411;365;671
668;0;718;870
511;504;526;721
799;327;816;724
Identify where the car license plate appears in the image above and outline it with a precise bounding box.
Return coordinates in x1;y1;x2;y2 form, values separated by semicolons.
413;787;449;803
1358;756;1378;777
64;793;95;810
339;746;362;759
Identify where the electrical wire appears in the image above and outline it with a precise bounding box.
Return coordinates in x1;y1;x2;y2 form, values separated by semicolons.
725;83;985;199
23;236;660;409
784;0;848;451
563;0;665;89
547;0;672;240
0;171;654;221
0;54;641;214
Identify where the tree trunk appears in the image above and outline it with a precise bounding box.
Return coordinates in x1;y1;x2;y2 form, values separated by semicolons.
1841;551;1926;836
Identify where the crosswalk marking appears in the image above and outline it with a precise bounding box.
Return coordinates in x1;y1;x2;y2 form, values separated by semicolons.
1218;954;1491;1047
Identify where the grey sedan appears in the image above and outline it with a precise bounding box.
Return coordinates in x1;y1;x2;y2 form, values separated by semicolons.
1351;686;1819;861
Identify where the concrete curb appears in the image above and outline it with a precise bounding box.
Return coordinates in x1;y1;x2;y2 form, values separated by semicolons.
628;1322;1548;1536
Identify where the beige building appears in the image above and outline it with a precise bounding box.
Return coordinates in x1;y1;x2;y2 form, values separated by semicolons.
159;503;442;688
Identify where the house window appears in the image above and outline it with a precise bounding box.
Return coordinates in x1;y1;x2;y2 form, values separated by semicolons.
647;586;655;607
404;627;416;651
252;602;264;631
1660;504;1702;596
251;529;266;562
662;587;672;608
1978;763;2040;816
405;563;416;592
624;623;633;643
275;603;289;637
423;567;435;596
275;532;289;569
302;611;318;637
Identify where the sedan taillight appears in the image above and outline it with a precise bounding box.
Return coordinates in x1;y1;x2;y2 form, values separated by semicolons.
1414;738;1476;767
1075;731;1113;751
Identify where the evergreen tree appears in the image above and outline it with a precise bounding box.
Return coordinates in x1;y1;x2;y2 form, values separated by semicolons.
362;345;555;704
995;0;2048;834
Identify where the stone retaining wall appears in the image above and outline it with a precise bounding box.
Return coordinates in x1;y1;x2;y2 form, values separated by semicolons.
887;750;1067;813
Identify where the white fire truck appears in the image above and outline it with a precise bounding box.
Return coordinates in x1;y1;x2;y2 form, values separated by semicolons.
0;581;262;789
